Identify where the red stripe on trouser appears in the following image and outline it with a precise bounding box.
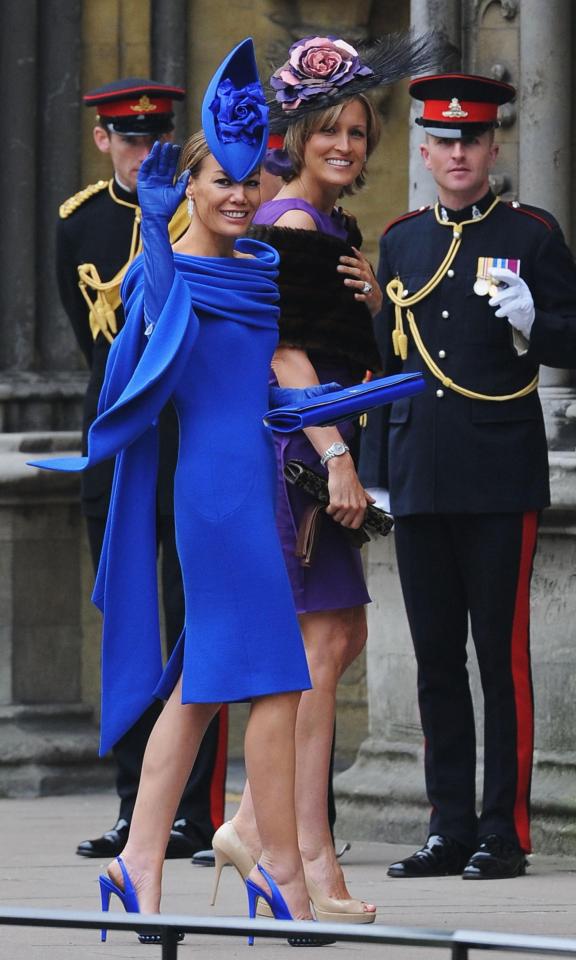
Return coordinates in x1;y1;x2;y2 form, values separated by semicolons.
511;511;538;853
209;705;229;830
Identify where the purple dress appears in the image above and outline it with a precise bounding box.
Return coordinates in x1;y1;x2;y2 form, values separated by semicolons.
253;198;371;614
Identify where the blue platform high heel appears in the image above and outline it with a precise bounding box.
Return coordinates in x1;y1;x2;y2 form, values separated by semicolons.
98;856;184;945
245;863;335;947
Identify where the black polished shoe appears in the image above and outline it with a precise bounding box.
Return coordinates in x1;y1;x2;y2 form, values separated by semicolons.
166;819;212;860
387;834;472;878
191;847;215;866
191;839;352;868
462;834;527;879
76;818;129;858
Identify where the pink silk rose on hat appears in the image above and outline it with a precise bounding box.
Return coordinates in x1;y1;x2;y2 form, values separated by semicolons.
270;36;373;111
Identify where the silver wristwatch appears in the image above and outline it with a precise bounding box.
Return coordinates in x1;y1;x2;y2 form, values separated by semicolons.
320;441;350;467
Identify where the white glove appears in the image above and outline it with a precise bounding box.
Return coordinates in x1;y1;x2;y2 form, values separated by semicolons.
488;266;535;340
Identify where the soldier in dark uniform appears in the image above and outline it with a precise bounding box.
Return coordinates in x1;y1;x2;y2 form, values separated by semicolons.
56;79;228;859
361;74;576;879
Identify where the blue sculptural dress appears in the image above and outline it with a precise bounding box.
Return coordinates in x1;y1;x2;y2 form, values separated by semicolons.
30;238;311;754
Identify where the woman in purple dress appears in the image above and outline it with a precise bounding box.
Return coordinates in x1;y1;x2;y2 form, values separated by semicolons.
212;38;385;925
213;33;447;923
211;31;444;922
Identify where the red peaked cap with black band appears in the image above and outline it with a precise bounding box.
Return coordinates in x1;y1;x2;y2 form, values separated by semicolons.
410;73;515;138
83;78;186;136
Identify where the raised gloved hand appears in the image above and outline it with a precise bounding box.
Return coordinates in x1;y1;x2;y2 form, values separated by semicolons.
138;141;189;222
488;266;535;340
269;382;342;409
138;142;190;331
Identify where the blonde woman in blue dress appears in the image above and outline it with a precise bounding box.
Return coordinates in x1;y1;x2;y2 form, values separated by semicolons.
30;39;337;946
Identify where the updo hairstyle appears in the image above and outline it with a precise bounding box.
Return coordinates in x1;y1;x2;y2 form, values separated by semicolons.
177;130;212;179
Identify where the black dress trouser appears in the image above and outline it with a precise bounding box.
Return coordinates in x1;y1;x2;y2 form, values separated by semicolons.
87;514;227;840
394;511;538;853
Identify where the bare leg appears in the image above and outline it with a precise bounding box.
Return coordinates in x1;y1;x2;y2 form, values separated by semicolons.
233;607;375;914
245;691;312;919
108;676;219;912
296;606;374;911
231;780;260;860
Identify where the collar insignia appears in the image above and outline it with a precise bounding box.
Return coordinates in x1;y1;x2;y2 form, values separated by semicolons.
440;206;449;222
442;97;469;118
472;205;481;219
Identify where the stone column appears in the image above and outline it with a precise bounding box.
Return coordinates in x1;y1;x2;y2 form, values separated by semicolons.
37;0;83;374
151;0;188;141
0;0;87;433
408;0;462;208
518;0;571;238
0;0;38;372
519;0;575;442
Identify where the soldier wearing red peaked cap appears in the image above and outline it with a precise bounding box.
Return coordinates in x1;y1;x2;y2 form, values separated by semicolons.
361;72;576;881
83;77;185;137
410;72;514;138
56;76;227;865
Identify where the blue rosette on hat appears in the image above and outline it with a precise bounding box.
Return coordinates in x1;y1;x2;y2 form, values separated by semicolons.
202;37;269;182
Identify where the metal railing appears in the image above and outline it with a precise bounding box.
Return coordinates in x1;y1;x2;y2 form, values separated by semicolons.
1;907;576;960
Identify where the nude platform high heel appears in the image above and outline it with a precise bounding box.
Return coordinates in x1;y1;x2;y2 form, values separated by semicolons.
306;876;376;924
211;821;256;905
211;821;273;918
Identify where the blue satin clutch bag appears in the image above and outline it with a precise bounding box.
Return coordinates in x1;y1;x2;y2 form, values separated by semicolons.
263;372;426;433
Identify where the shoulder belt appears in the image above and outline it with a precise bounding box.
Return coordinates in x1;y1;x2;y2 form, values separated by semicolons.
382;206;430;236
59;180;109;219
507;201;554;231
78;200;190;344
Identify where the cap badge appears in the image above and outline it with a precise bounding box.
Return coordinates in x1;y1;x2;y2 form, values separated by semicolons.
442;97;468;118
130;95;157;113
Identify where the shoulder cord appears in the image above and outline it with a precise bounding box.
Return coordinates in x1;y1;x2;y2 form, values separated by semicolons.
77;181;142;343
385;196;539;402
77;183;189;343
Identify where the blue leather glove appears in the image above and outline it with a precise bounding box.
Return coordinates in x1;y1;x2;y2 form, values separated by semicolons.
138;141;189;222
138;142;190;331
269;382;342;408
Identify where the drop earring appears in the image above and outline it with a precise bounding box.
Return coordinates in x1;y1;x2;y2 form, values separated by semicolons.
187;197;194;216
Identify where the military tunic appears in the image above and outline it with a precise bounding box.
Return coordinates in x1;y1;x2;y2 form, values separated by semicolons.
56;178;181;520
367;190;576;511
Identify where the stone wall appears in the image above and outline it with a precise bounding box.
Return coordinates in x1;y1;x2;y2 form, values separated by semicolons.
0;433;111;796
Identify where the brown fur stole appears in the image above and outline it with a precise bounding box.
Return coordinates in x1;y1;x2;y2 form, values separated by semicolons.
248;225;381;376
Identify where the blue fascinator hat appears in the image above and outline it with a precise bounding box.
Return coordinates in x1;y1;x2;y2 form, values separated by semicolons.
202;37;269;182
